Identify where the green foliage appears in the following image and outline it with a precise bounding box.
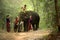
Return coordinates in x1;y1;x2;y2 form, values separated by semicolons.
0;0;59;31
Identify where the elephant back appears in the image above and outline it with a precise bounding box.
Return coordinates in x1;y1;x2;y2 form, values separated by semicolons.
19;11;40;23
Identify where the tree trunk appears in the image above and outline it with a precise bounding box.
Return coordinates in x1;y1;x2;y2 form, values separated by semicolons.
54;0;58;26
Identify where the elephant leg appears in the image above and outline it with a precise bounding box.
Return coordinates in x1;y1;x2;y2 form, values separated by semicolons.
24;22;28;32
24;22;26;32
32;24;36;31
36;23;39;30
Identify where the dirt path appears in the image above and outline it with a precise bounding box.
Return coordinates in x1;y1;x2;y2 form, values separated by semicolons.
0;30;51;40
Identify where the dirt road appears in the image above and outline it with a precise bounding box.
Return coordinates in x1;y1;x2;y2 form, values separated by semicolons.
0;30;51;40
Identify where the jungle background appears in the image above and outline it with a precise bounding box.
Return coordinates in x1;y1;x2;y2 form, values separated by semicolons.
0;0;57;31
0;0;60;40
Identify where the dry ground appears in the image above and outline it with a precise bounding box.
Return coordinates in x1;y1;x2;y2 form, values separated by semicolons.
0;30;51;40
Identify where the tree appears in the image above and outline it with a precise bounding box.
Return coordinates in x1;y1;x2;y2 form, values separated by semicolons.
54;0;59;26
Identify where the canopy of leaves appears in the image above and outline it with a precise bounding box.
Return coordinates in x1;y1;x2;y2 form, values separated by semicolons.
0;0;60;31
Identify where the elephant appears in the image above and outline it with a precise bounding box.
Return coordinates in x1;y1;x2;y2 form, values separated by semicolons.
18;11;40;32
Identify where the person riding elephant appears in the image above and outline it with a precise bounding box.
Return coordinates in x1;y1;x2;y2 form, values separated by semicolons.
21;4;27;13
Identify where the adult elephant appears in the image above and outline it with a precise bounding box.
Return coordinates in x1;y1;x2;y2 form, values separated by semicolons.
19;11;40;32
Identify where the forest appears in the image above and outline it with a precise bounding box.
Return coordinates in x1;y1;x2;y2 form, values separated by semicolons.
0;0;60;40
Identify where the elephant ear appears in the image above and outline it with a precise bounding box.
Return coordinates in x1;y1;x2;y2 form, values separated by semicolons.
19;12;27;21
19;12;24;21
